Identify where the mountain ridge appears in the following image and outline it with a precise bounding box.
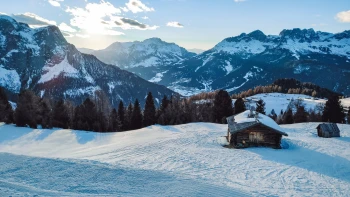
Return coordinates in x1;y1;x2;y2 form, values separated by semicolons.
0;15;176;106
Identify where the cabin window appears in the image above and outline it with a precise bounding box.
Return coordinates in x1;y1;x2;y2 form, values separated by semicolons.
249;132;264;143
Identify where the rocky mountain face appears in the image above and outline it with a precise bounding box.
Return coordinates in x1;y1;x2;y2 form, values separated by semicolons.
82;28;350;96
0;15;175;107
159;28;350;96
81;38;196;82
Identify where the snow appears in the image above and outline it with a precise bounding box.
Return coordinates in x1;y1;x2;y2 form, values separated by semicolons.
224;60;233;75
0;122;350;196
64;86;101;98
244;93;350;115
149;71;167;83
240;93;328;114
130;56;159;68
38;56;79;84
214;39;273;55
234;110;285;132
107;81;122;93
196;52;215;72
226;71;253;92
0;65;21;93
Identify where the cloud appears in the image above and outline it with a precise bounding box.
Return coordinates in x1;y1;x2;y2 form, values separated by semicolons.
0;12;8;15
336;10;350;23
58;22;77;33
142;16;149;20
112;17;158;30
66;1;124;35
234;0;246;2
62;32;74;38
48;0;64;7
125;0;155;13
166;21;184;28
75;34;90;38
11;12;56;28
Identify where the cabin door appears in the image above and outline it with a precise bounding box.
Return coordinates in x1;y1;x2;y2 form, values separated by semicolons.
249;132;264;143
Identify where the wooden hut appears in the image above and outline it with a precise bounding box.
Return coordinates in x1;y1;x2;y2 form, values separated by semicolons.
226;110;288;149
316;123;340;138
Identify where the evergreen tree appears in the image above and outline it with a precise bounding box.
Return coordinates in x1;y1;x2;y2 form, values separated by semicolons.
347;107;350;124
124;103;133;130
15;90;38;128
0;87;14;124
283;109;294;124
109;108;121;132
131;99;143;130
213;90;234;123
322;96;345;123
294;106;308;123
38;99;52;129
256;99;266;115
52;99;70;129
117;101;125;130
234;98;246;115
143;92;156;127
157;95;170;124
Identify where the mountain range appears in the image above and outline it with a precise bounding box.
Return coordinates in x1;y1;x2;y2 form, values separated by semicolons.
0;15;175;107
83;29;350;96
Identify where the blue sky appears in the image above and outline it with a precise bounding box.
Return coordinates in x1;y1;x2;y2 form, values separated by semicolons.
1;0;349;50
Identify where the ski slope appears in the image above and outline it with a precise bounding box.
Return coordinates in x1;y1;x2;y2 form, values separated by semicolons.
0;122;350;196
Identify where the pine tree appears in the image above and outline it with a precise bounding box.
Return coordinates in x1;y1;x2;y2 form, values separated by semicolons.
283;109;294;124
109;108;120;132
0;87;14;124
347;107;350;124
213;90;233;123
322;96;345;123
52;99;70;129
38;99;52;129
157;95;170;124
143;92;156;127
117;101;125;130
234;98;246;115
294;106;308;123
15;90;38;128
131;99;143;130
124;103;133;131
256;99;266;115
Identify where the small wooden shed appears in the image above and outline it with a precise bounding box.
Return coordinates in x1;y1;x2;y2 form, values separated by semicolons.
226;110;288;149
317;123;340;138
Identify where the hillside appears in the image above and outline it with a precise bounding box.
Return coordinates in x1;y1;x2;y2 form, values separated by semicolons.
0;15;175;106
0;122;349;196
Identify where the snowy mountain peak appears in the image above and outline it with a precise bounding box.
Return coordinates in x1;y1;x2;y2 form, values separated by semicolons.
91;37;195;70
0;15;176;107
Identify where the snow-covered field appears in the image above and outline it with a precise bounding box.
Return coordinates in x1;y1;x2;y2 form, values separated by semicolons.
235;93;350;114
0;122;349;196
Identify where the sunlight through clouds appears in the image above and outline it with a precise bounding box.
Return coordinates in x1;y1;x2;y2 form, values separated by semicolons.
65;1;124;36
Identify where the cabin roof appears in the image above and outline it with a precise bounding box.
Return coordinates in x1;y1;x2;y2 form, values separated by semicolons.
316;123;340;133
226;110;288;136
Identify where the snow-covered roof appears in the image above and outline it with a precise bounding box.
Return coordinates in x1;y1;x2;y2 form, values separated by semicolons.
226;110;288;136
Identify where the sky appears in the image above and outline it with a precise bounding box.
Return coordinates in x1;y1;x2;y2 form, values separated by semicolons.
1;0;349;50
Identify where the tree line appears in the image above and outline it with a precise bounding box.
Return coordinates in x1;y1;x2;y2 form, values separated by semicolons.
231;78;342;99
0;86;349;132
